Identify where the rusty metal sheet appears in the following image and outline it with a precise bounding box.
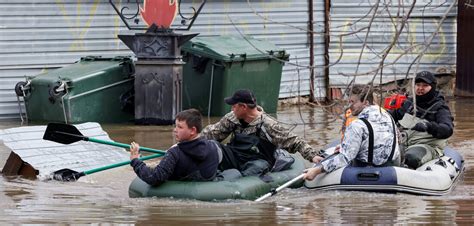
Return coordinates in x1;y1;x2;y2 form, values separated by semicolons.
455;0;474;96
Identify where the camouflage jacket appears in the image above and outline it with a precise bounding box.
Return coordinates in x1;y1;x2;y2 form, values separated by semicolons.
321;105;400;173
201;107;321;161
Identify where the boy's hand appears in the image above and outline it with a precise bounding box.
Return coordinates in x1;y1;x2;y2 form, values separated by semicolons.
130;142;141;160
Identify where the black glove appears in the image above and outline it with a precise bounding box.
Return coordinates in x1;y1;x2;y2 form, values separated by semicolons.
412;122;429;132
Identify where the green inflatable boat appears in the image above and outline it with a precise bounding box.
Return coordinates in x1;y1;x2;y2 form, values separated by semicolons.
128;155;306;201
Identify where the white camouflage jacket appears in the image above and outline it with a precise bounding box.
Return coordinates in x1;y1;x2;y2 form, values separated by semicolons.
321;105;400;173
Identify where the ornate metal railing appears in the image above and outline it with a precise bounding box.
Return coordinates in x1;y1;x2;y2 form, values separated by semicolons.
109;0;206;31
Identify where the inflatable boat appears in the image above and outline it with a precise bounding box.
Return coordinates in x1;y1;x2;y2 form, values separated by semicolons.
129;155;306;201
304;147;464;195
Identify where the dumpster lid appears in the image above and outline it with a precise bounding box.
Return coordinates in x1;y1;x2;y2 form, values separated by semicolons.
182;36;288;62
28;56;133;81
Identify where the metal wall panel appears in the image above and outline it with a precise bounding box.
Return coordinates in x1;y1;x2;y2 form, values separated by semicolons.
329;0;457;88
0;1;133;119
455;0;474;96
0;0;326;119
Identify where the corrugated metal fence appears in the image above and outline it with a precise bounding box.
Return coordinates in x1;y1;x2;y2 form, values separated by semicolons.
0;0;326;119
0;1;133;119
0;0;458;119
329;0;457;88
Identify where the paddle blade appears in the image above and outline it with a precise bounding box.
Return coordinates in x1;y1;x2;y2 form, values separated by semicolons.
43;123;85;144
51;168;85;182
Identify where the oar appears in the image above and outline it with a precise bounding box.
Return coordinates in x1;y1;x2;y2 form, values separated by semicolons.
43;122;166;155
255;173;305;202
52;153;164;181
255;151;339;202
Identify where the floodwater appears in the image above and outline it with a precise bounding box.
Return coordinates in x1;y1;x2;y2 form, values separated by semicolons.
1;98;473;224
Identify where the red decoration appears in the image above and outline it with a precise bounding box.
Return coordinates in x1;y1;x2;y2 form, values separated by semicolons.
140;0;178;28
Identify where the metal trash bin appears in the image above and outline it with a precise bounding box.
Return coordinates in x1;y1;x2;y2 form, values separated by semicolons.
181;35;289;116
15;56;135;123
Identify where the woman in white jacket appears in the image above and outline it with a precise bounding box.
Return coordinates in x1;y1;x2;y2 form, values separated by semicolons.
304;85;401;180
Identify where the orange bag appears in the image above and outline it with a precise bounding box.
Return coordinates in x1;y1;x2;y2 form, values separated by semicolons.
383;94;407;110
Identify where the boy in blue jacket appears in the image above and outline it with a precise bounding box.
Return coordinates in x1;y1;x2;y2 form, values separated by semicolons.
129;109;220;186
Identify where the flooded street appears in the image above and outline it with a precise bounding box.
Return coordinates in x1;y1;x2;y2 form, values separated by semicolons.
1;98;474;224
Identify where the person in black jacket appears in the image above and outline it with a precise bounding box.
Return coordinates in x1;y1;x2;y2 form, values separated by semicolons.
129;109;220;186
390;71;454;169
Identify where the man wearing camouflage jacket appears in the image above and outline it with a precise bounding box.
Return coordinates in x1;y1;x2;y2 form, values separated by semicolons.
201;89;322;176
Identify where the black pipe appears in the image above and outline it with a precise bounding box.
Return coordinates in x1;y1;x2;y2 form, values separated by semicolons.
324;0;331;101
308;0;315;102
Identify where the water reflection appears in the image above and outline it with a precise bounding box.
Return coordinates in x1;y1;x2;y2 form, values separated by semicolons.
0;98;473;224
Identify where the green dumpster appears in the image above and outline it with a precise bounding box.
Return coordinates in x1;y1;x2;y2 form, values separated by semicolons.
181;36;289;116
16;56;135;123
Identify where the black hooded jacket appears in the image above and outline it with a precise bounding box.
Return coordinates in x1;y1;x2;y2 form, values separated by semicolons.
390;91;454;139
130;137;219;186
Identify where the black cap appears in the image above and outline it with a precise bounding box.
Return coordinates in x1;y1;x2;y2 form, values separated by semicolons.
415;71;437;86
224;89;256;105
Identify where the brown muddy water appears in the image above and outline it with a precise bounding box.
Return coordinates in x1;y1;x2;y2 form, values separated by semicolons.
1;98;473;224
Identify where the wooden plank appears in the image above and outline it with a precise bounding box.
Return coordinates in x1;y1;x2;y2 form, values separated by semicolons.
1;151;38;179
